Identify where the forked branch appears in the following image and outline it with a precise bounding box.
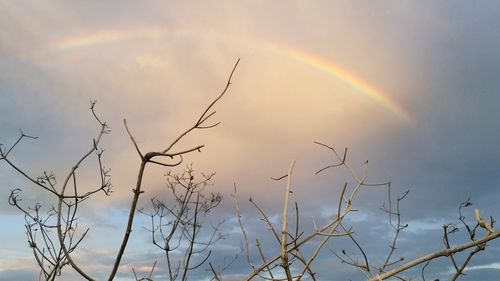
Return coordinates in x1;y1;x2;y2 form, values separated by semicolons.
108;59;239;281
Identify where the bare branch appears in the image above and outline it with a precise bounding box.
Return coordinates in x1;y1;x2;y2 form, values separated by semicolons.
369;226;500;281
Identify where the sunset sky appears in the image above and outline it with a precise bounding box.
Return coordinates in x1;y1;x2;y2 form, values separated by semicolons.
1;1;500;280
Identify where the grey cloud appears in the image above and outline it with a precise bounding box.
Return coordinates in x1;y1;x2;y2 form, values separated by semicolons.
0;269;38;281
2;1;500;280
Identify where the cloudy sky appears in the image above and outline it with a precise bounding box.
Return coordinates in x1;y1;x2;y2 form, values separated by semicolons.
1;1;500;280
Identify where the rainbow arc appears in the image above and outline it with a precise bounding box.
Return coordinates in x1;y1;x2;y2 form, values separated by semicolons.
267;45;411;122
51;28;411;122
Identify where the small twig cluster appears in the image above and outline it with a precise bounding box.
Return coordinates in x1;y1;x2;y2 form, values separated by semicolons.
137;164;224;281
2;102;112;281
419;198;496;281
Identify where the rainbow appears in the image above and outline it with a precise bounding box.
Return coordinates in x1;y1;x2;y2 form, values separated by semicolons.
53;27;166;52
51;28;411;122
266;45;411;122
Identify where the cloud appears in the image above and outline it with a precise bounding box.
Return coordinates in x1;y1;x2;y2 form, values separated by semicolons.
461;262;500;272
0;269;38;281
2;1;500;280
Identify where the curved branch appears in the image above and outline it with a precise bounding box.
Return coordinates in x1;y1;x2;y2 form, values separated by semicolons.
369;230;500;281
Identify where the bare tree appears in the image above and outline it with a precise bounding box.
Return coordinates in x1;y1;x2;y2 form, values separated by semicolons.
1;59;239;281
2;58;500;281
137;164;225;281
5;105;112;281
233;142;500;281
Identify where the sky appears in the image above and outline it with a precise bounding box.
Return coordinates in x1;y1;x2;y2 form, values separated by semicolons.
1;1;500;280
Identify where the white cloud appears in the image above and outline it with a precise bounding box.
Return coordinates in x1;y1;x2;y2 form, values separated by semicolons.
464;262;500;271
